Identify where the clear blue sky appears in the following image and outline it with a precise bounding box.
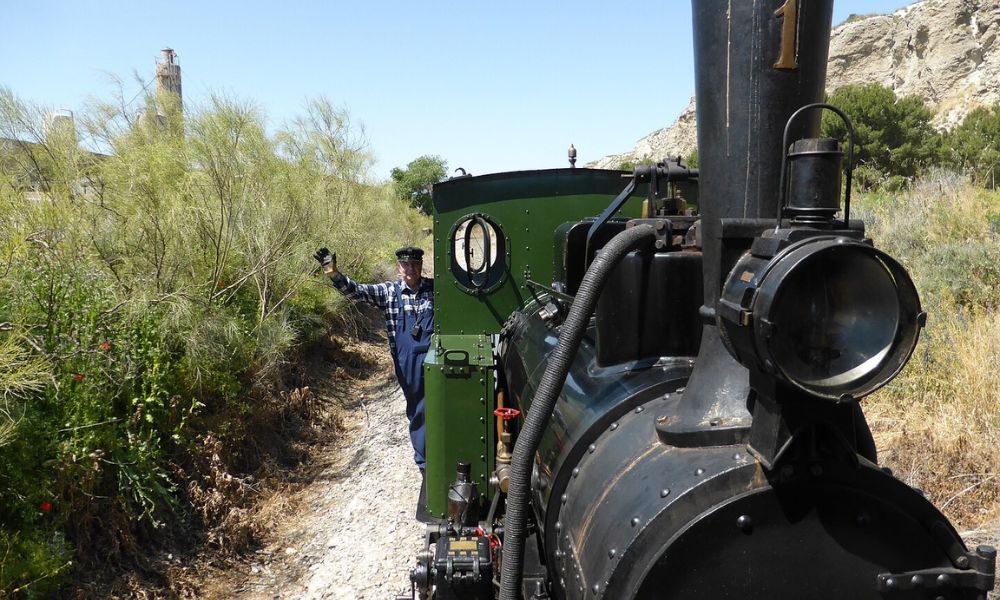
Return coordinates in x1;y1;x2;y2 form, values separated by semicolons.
1;1;916;179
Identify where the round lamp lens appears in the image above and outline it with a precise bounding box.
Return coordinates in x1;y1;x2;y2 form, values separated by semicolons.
769;249;900;393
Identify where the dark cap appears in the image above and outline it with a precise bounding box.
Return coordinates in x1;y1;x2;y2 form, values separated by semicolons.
395;246;424;261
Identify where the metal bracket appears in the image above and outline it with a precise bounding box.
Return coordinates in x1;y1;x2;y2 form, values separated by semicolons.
627;218;673;250
875;543;996;593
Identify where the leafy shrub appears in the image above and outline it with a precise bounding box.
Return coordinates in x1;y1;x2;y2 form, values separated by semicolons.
947;103;1000;189
822;84;943;188
0;85;428;595
390;154;448;214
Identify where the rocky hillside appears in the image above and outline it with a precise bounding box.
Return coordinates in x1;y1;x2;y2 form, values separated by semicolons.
590;0;1000;169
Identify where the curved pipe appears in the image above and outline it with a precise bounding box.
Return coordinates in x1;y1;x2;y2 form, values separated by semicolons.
499;224;657;600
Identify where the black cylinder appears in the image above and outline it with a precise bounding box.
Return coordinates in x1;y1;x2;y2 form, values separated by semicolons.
694;0;834;300
786;138;843;223
671;0;836;443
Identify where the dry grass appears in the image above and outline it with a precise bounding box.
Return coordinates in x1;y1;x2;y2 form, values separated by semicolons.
861;175;1000;530
866;308;1000;529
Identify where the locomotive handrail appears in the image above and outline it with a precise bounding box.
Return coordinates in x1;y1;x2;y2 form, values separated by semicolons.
523;278;574;305
584;177;637;272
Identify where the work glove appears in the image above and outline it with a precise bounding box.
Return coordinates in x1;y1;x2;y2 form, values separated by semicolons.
313;247;338;277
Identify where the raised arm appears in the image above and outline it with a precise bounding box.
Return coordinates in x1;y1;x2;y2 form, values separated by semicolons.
330;272;392;309
314;247;392;309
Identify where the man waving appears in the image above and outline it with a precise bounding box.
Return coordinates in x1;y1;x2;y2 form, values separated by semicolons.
314;246;434;520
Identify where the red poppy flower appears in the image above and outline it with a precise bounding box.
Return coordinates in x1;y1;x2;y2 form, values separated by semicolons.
39;502;52;512
73;373;85;381
99;342;111;351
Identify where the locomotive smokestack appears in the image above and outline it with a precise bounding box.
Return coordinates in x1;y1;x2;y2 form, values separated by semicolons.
694;0;833;304
662;0;835;443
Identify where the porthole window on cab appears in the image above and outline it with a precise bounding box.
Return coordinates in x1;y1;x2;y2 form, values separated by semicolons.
449;214;506;294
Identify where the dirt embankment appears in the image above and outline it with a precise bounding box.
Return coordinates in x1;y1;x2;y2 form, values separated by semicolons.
85;320;425;599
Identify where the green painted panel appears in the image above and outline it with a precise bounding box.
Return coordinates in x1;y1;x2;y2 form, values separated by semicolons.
431;169;645;336
422;168;698;516
424;334;496;518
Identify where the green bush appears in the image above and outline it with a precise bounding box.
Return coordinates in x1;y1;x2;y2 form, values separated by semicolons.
822;84;943;188
390;154;448;214
947;103;1000;189
0;86;428;595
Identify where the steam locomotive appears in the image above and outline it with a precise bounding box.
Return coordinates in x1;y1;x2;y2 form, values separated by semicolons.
405;1;997;598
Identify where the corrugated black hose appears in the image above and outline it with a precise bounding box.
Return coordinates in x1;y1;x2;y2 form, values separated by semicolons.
499;224;657;600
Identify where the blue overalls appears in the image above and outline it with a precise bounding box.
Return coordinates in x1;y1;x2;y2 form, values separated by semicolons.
392;283;433;469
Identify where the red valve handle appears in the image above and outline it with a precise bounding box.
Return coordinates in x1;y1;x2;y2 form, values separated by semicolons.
494;407;521;420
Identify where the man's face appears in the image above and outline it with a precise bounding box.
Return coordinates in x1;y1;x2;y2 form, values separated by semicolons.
398;259;422;288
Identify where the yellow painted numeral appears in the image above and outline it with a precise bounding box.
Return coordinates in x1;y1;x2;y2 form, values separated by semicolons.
774;0;800;70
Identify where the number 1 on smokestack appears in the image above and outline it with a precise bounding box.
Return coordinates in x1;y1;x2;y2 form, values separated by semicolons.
774;0;800;70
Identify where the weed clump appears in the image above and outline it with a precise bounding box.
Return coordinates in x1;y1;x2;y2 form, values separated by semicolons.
860;172;1000;529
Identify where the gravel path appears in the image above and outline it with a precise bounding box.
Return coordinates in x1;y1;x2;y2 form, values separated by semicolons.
231;384;424;600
